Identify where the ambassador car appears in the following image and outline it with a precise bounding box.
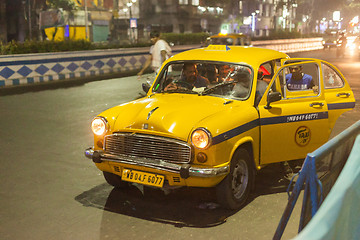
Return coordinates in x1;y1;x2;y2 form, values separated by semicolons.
203;33;251;47
85;45;355;209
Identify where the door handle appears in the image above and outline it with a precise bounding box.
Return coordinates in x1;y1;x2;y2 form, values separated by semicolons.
310;102;324;107
336;92;350;97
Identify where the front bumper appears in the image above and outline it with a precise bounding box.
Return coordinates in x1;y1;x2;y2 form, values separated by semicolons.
85;147;229;179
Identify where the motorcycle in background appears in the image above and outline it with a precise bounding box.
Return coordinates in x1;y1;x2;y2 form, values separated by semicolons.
336;33;347;57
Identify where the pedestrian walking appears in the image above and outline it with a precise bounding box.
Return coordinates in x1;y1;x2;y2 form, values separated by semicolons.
137;30;172;78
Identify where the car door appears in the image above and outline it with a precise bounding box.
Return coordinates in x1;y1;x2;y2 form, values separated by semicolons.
321;61;355;132
257;60;331;165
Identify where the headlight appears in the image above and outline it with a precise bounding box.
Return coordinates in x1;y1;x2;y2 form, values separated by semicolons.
191;128;211;149
91;117;108;136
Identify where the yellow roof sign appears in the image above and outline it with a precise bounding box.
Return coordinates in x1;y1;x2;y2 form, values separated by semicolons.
205;45;231;51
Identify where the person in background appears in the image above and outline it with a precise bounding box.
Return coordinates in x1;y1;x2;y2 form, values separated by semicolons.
336;32;347;58
137;30;172;78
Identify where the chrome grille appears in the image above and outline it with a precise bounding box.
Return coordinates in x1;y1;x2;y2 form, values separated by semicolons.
104;133;192;164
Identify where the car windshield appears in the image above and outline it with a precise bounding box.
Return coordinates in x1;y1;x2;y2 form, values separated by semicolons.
152;61;253;100
323;31;338;41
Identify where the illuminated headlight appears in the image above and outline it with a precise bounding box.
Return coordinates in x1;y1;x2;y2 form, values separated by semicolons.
191;128;211;149
91;117;109;136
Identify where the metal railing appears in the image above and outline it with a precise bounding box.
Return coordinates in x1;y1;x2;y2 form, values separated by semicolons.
273;120;360;240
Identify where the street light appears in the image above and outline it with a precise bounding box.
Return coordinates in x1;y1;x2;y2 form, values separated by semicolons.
251;10;259;36
22;0;32;39
85;0;89;40
251;12;256;32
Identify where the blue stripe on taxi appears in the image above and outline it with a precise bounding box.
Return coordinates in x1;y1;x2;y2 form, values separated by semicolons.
212;111;330;145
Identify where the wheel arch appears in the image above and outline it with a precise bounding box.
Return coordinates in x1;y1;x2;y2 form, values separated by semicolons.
231;137;257;172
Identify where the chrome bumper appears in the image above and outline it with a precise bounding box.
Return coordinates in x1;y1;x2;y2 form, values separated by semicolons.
85;147;229;179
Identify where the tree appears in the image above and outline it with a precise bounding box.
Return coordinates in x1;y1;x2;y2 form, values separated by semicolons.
44;0;78;40
342;0;360;23
46;0;77;11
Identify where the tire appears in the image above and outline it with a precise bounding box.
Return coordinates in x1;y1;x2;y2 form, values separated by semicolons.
103;171;129;188
216;148;255;210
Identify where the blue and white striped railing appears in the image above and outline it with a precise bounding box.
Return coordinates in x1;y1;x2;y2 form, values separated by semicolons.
0;38;323;88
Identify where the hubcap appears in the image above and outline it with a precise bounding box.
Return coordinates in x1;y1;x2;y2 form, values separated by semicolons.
231;159;249;199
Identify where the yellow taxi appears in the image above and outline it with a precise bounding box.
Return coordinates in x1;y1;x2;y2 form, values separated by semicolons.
85;45;355;209
205;33;251;46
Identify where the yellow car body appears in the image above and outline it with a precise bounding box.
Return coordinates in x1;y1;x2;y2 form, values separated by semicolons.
85;45;355;209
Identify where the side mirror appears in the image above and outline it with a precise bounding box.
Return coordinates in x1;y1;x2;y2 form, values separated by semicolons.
265;92;282;109
142;82;151;94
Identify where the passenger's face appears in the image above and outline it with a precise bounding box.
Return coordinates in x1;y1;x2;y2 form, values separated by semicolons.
219;65;231;77
290;66;302;80
184;65;197;82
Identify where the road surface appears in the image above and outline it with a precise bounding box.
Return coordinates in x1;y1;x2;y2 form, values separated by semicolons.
0;48;359;240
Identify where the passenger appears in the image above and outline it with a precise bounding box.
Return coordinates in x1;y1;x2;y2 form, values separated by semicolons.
286;65;315;90
258;65;272;83
165;63;209;91
198;64;218;84
256;67;270;97
230;69;251;98
218;65;234;82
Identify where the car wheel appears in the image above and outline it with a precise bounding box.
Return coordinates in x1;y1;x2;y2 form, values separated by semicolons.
103;171;129;188
216;148;254;210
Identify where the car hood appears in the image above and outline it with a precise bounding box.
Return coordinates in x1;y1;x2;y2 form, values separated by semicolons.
105;94;241;141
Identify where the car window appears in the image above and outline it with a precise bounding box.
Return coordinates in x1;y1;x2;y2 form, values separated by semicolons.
211;37;233;45
322;63;344;89
270;62;320;99
259;62;273;81
154;61;253;100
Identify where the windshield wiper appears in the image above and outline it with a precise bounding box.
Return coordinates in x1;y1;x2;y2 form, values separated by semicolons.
202;80;237;95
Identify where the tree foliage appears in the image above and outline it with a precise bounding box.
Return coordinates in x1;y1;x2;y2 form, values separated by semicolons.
46;0;77;11
203;0;230;6
343;0;360;19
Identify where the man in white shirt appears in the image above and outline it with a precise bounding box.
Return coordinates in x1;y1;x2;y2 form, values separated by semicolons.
138;30;172;77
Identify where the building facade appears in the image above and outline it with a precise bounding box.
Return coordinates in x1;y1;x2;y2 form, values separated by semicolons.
1;0;300;43
111;0;226;43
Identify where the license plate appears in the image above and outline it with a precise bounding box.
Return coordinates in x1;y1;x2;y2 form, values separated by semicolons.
121;169;165;188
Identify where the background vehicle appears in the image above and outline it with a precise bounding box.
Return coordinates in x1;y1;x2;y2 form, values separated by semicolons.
204;33;251;47
322;30;338;49
336;32;347;57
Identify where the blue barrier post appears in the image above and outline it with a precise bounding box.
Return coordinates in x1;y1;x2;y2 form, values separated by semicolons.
273;120;360;240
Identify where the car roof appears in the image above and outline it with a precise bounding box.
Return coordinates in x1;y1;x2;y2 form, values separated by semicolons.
168;45;289;67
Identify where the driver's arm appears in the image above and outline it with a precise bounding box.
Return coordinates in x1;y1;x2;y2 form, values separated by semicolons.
164;82;178;91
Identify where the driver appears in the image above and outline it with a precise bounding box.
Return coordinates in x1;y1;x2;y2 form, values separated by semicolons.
165;63;209;91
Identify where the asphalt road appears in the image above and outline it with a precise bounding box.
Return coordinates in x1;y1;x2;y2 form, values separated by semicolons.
0;48;359;240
